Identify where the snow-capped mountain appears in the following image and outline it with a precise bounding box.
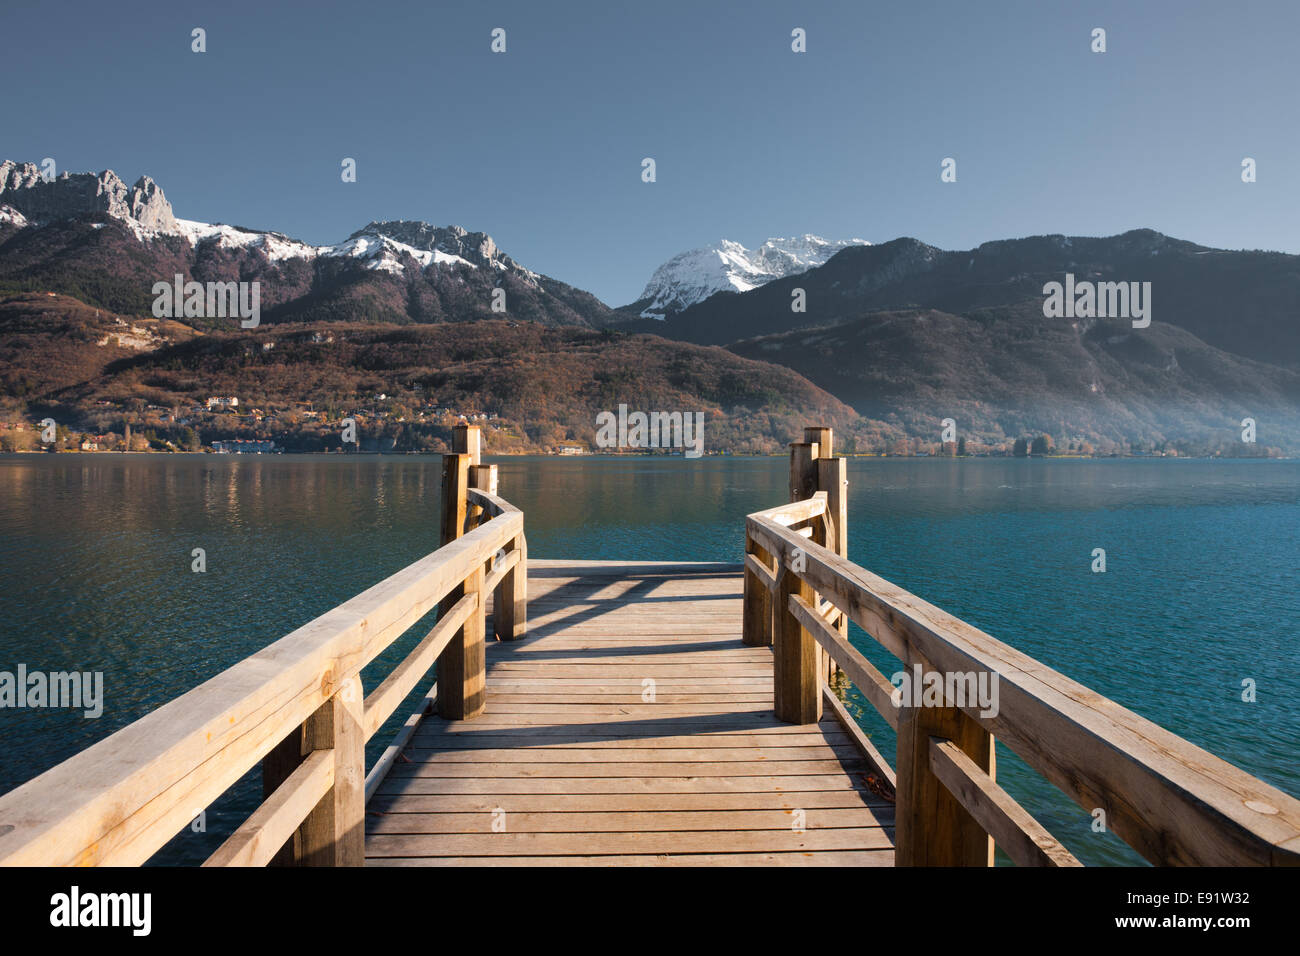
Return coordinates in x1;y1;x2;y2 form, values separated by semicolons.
632;235;871;318
0;162;544;284
0;161;614;328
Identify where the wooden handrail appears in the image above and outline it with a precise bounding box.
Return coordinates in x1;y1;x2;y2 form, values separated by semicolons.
204;750;335;868
467;487;520;518
748;426;1300;867
362;592;479;740
0;426;528;867
928;737;1081;868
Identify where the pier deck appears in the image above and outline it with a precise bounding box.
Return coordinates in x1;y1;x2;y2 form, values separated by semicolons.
365;560;895;865
4;424;1297;869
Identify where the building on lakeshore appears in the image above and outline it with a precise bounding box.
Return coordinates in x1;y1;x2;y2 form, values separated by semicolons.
212;439;277;454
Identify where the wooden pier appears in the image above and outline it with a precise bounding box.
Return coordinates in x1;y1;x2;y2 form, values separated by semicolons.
367;561;893;866
1;424;1298;868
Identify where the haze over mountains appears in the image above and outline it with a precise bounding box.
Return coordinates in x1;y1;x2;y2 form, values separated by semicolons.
1;160;1297;455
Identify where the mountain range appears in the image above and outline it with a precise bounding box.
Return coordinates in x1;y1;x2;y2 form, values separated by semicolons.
624;235;871;319
1;160;1297;455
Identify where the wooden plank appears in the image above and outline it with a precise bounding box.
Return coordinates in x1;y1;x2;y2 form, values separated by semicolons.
439;453;469;548
823;686;896;792
774;568;820;724
929;736;1080;868
415;715;834;733
453;423;481;465
368;851;894;867
205;750;333;867
363;593;476;739
364;681;436;803
385;760;864;779
369;807;888;834
396;745;860;764
495;531;526;643
467;464;495;529
789;441;820;503
299;680;366;866
743;542;774;647
408;732;845;751
896;692;993;867
481;547;519;598
437;555;485;721
791;593;898;729
366;828;893;857
373;774;868;796
368;792;881;813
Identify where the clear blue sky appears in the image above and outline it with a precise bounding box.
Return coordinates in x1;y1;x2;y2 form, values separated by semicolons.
3;0;1296;305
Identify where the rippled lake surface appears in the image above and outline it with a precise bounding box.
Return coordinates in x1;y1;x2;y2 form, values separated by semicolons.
1;453;1296;865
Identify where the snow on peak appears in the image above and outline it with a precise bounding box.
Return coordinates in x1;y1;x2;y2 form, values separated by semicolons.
0;204;28;228
635;234;871;318
173;219;323;262
321;232;475;274
170;219;485;275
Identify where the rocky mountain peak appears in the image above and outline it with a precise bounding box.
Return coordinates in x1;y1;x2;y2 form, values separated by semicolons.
352;220;528;275
0;160;177;234
632;234;872;318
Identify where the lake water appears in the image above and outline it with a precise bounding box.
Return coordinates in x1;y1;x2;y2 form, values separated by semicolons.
0;453;1296;865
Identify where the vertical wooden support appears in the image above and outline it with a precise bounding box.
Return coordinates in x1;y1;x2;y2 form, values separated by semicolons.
437;451;485;719
789;441;819;502
778;434;824;720
742;535;772;647
895;663;995;866
440;453;470;548
794;430;832;680
470;463;497;495
454;423;482;464
818;456;847;563
496;531;527;642
773;556;821;724
468;463;496;531
818;454;849;681
438;556;486;720
804;426;832;460
262;676;365;866
456;425;483;531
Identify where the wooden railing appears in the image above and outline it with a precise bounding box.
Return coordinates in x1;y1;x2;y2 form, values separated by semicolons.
745;426;1300;866
0;424;525;866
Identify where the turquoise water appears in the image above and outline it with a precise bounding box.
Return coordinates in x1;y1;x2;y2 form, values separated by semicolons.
0;454;1296;865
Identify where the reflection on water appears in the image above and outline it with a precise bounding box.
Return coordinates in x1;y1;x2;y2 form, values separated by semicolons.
1;453;1297;865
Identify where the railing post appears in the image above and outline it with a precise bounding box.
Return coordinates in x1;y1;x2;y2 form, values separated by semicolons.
804;426;832;460
457;424;483;531
789;440;819;502
496;530;527;642
895;667;996;866
454;423;482;464
440;452;470;548
817;453;848;681
469;463;495;532
437;451;485;719
263;676;365;866
742;533;772;647
773;551;821;723
775;436;823;722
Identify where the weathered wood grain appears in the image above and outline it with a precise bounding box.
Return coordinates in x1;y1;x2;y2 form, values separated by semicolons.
366;561;886;866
